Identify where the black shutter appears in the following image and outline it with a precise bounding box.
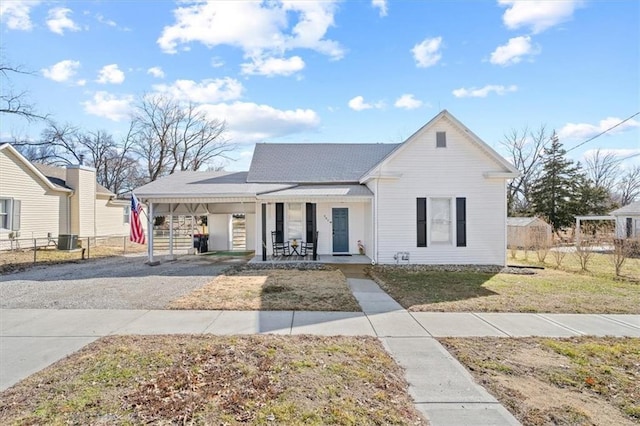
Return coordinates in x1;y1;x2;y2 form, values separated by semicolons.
456;197;466;247
261;203;267;261
417;198;427;247
306;203;316;242
626;218;633;238
275;203;284;243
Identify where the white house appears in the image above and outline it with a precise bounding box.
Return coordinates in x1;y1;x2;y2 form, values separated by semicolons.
133;110;519;265
610;201;640;239
0;143;136;246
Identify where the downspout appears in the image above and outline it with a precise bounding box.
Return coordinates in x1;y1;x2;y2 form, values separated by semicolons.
374;173;379;265
66;192;72;234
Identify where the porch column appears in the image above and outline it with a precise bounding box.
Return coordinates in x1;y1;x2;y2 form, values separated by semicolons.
169;205;174;258
147;201;155;264
261;203;267;261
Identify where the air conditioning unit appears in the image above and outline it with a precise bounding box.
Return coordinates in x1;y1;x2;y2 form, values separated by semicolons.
58;234;78;250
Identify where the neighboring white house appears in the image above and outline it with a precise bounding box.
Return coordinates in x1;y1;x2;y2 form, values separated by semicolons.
0;143;136;246
134;110;519;265
610;201;640;239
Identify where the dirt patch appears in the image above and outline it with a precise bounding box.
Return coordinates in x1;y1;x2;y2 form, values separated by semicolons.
0;335;426;425
169;269;362;311
440;336;640;425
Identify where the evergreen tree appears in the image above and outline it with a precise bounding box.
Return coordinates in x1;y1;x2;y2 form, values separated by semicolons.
530;134;582;232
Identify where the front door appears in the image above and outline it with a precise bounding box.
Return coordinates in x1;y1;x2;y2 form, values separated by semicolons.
332;208;349;253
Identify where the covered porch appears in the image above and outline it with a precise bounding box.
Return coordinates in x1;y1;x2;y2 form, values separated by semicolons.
255;184;374;262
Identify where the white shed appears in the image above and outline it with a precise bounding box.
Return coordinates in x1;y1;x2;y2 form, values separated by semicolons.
610;202;640;239
507;217;552;249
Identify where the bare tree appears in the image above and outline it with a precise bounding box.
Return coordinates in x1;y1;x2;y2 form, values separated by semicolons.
13;121;141;194
583;149;620;194
617;166;640;206
0;61;47;121
500;125;550;215
132;94;232;182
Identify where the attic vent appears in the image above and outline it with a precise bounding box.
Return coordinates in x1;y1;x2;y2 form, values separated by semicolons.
436;132;446;148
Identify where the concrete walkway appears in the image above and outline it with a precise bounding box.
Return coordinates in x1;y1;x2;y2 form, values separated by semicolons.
1;279;639;425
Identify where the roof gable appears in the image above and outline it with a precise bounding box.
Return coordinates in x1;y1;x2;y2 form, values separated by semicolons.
360;110;519;182
0;144;71;193
610;201;640;216
247;143;398;183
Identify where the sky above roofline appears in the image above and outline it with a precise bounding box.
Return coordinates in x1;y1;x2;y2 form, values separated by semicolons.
1;0;638;172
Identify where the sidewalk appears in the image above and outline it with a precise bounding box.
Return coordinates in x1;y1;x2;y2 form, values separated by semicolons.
1;279;639;425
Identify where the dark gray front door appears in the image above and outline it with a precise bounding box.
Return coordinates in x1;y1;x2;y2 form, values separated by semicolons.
332;208;349;253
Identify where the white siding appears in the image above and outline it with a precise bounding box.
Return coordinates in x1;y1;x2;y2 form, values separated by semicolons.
66;166;97;237
0;149;65;239
95;197;130;236
257;201;370;255
373;116;508;266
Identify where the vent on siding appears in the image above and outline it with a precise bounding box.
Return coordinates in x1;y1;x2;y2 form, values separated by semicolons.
436;131;446;148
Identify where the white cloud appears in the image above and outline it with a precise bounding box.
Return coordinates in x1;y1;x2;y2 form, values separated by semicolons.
41;60;80;82
411;37;443;68
95;13;116;27
196;101;320;142
157;1;343;62
499;0;582;34
558;117;640;140
82;91;134;121
0;0;40;30
152;78;244;103
490;35;539;66
452;84;518;98
394;94;423;110
147;66;165;79
348;95;384;111
96;64;125;84
46;7;80;35
372;0;388;17
241;55;305;76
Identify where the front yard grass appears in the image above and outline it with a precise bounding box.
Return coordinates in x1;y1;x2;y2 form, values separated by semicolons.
370;264;640;313
0;335;425;425
169;269;362;311
440;336;640;426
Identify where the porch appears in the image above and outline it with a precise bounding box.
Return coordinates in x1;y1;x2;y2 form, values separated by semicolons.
249;254;373;265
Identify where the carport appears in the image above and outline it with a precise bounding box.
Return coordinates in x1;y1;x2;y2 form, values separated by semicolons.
133;171;292;264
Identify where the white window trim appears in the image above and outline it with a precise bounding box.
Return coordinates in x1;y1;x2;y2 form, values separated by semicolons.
428;196;453;245
286;202;304;241
0;198;12;231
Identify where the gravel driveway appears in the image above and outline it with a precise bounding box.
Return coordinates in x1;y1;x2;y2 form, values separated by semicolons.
0;255;236;309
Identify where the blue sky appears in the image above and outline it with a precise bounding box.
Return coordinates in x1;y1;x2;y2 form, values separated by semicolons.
1;0;638;172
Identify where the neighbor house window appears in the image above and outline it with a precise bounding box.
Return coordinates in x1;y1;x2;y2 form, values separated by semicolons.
123;206;130;224
287;203;303;240
430;198;452;243
0;199;9;229
436;131;447;148
0;198;20;231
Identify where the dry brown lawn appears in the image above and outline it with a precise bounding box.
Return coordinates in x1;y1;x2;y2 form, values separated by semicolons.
0;335;425;425
371;266;640;313
440;336;640;426
169;269;362;311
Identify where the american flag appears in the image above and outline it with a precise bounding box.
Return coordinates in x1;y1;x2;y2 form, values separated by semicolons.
130;193;146;244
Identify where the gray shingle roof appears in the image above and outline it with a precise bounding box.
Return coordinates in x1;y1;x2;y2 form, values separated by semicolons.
246;143;399;183
507;217;550;227
32;163;113;194
134;171;293;198
610;201;640;216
